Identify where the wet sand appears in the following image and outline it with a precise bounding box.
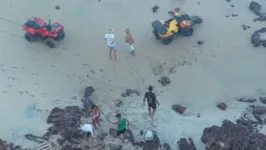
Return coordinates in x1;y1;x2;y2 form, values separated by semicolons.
1;0;266;149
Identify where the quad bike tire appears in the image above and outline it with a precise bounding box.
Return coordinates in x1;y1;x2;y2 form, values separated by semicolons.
44;38;56;48
191;16;203;24
153;29;161;40
24;32;35;42
161;35;173;45
183;27;194;36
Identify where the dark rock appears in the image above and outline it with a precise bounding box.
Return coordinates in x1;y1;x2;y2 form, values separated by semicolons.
61;145;83;150
197;2;200;5
152;5;159;13
108;144;123;150
160;143;171;150
46;106;83;142
225;15;229;17
231;14;238;17
109;128;117;138
197;40;204;45
57;138;66;145
259;96;266;104
253;105;266;114
172;104;187;114
230;5;234;7
83;86;95;98
115;99;123;107
126;129;135;144
226;0;231;2
261;40;266;48
0;138;22;150
158;76;171;86
241;25;247;30
143;134;160;150
254;13;266;22
249;1;262;16
259;27;266;33
177;138;196;150
201;119;266;150
236;97;257;103
121;89;140;97
197;113;200;118
217;102;227;110
251;31;261;47
55;5;60;10
24;134;48;143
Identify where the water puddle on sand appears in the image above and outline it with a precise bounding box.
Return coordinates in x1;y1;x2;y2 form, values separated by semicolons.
25;104;37;118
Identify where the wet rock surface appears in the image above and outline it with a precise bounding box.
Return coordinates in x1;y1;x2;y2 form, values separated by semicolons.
114;99;123;107
143;134;160;150
158;76;171;86
160;143;171;150
259;96;266;104
236;97;257;103
201;119;266;150
217;102;227;110
177;138;196;150
108;144;123;150
172;104;187;114
61;145;83;150
253;105;266;115
45;106;83;142
152;5;159;13
0;138;22;150
24;134;48;143
121;89;140;97
250;1;261;16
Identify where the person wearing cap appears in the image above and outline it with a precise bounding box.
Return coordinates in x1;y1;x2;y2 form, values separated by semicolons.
124;28;135;56
143;86;160;120
104;28;117;60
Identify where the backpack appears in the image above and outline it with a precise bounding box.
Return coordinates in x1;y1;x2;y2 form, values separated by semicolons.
147;92;155;104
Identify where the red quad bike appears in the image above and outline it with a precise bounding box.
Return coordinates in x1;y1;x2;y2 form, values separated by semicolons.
22;17;65;48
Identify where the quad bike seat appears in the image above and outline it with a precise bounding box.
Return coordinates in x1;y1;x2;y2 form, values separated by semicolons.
152;20;168;35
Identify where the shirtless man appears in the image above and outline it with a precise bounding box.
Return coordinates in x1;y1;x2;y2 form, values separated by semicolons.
125;28;135;56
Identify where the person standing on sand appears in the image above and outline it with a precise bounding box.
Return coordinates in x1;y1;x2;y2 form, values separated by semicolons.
89;104;101;128
111;113;130;142
143;86;160;120
104;28;117;60
124;28;135;56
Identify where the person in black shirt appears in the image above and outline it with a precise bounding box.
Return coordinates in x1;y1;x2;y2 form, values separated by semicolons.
143;86;160;120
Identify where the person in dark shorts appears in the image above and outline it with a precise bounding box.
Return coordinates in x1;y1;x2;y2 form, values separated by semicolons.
143;86;160;120
111;113;130;142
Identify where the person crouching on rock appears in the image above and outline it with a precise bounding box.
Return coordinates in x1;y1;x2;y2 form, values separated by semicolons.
111;113;130;142
143;86;160;120
90;104;101;128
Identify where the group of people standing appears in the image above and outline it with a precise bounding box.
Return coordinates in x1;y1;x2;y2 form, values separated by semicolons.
86;86;159;142
104;28;135;60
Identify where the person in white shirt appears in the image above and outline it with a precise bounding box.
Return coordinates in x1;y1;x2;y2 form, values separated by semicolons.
104;28;117;60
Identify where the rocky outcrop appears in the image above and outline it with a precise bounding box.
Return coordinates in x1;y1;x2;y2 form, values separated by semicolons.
217;102;227;110
201;119;266;150
0;138;21;150
236;97;257;103
158;76;171;86
177;138;196;150
121;89;140;97
249;1;261;16
45;106;83;143
172;104;187;114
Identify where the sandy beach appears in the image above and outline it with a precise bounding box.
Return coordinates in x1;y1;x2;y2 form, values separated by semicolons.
1;0;266;149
